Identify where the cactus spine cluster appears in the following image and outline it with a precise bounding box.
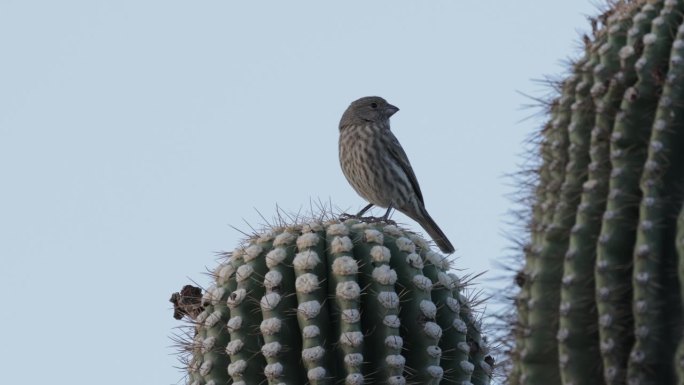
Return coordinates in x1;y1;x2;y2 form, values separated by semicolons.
173;219;492;385
511;1;684;384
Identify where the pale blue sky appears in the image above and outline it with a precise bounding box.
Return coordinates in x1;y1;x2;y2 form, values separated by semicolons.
1;1;596;384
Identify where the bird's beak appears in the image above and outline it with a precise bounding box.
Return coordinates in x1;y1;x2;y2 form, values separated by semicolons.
385;104;399;117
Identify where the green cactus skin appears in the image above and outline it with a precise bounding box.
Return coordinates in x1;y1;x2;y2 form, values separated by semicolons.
349;224;405;383
176;219;491;385
594;3;656;383
325;224;364;384
629;2;684;382
383;228;444;384
459;289;492;385
227;245;269;384
189;299;232;385
422;258;472;383
678;206;684;384
261;232;305;384
557;35;604;385
512;1;684;384
521;61;585;385
292;224;335;385
510;117;558;385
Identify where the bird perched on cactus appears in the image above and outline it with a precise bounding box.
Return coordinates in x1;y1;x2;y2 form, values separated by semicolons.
338;96;455;253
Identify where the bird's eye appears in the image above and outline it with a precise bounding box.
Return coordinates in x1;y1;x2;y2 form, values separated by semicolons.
370;102;378;109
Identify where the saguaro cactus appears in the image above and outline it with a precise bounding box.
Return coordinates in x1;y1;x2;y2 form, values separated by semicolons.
172;219;493;385
510;1;684;384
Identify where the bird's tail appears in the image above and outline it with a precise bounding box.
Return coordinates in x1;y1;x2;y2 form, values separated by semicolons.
405;204;455;254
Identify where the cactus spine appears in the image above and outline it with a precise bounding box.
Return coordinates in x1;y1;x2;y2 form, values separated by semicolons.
511;1;684;384
173;219;492;385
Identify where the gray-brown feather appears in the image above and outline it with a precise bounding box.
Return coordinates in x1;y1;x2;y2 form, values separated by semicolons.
339;122;416;209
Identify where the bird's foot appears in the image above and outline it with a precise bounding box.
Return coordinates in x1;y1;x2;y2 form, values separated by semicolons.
338;213;396;226
360;216;397;226
338;213;358;221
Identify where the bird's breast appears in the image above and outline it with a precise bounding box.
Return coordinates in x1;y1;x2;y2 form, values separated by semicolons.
339;124;396;207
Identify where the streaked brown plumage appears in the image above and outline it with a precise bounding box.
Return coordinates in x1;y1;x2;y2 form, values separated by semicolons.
338;96;455;254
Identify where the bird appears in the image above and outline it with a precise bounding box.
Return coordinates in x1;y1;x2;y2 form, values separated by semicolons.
338;96;455;254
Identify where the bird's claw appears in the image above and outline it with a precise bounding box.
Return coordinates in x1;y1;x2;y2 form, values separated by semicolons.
363;216;396;226
339;213;396;226
338;213;357;221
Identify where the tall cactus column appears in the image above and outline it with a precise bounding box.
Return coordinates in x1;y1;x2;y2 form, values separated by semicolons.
593;3;659;382
628;3;684;382
511;0;684;384
556;31;604;385
520;57;588;384
677;206;684;382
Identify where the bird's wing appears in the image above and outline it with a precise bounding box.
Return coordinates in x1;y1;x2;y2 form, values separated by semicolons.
385;131;425;204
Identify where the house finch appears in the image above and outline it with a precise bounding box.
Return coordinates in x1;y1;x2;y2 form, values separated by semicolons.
338;96;455;254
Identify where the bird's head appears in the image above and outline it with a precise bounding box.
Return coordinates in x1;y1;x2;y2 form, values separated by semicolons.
339;96;399;129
